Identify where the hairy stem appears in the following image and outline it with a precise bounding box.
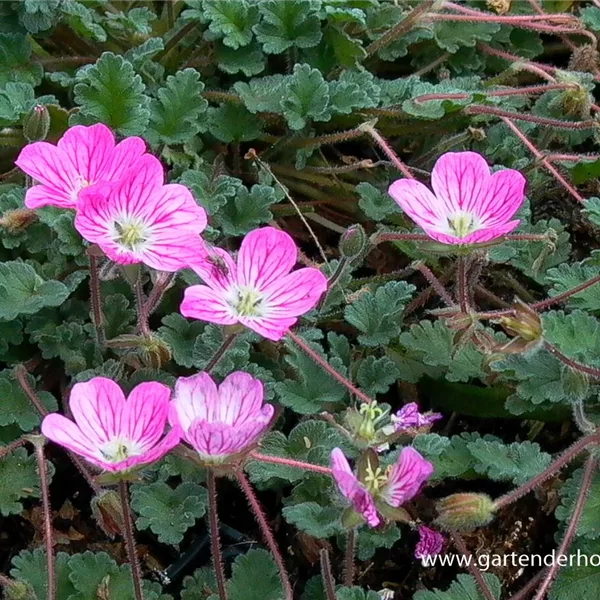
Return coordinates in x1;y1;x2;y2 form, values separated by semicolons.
532;454;598;600
249;451;332;475
207;471;228;600
143;273;174;320
134;275;150;337
545;342;600;379
286;330;375;405
450;530;497;600
457;256;470;313
343;529;356;587
204;332;240;373
494;431;600;510
360;123;414;179
88;251;105;349
236;472;293;600
414;262;456;307
320;549;337;600
118;480;145;600
0;436;28;459
33;439;55;600
371;232;431;244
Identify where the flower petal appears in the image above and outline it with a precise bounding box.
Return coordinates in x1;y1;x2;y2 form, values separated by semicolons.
237;227;297;291
143;183;207;234
430;151;492;215
68;377;127;445
475;168;526;226
188;245;237;292
382;446;434;507
238;315;297;341
15;142;78;206
217;371;266;426
24;185;74;210
459;220;520;244
180;285;237;326
388;178;446;230
123;382;172;449
41;413;103;465
262;267;328;317
415;526;445;561
186;420;246;458
172;372;219;432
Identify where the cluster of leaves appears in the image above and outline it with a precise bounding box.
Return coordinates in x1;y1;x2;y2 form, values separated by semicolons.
2;1;600;599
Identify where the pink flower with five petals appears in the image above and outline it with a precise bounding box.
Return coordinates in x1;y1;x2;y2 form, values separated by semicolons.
330;447;434;528
41;377;181;473
388;151;526;245
16;123;147;210
180;227;328;341
169;371;275;465
74;154;207;272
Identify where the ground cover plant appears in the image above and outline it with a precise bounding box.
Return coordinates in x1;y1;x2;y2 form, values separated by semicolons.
2;0;600;599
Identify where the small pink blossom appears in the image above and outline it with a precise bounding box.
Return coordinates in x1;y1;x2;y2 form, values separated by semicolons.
392;403;442;432
388;151;526;245
330;447;434;528
16;123;147;210
180;227;328;341
169;371;274;464
415;526;445;562
41;377;180;473
74;154;207;272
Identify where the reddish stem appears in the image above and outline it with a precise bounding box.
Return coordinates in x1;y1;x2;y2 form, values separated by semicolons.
493;430;599;510
249;451;332;475
236;472;293;600
118;480;145;600
450;530;497;600
532;454;598;600
343;529;356;587
360;124;414;179
320;549;337;600
501;117;584;202
286;330;375;406
207;471;229;600
415;262;456;307
88;251;105;349
457;257;470;313
544;342;600;379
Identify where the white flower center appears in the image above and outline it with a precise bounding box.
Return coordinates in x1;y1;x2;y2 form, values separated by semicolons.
447;211;480;238
112;216;150;252
99;437;142;463
230;286;265;317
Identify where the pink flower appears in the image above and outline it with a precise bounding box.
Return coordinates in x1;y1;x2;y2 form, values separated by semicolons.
330;447;434;528
415;526;445;562
388;151;526;245
74;154;207;272
41;377;180;473
169;371;275;464
16;123;147;210
392;403;442;432
180;227;328;341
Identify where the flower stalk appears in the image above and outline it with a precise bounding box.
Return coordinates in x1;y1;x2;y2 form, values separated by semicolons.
344;529;357;587
88;249;106;349
236;472;293;600
204;331;240;373
249;451;332;475
118;480;145;600
320;549;337;600
207;471;229;600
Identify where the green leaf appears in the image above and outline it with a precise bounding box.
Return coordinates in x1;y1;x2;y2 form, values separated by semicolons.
345;281;415;347
356;356;400;396
547;261;600;311
191;325;252;376
73;52;149;135
147;68;208;145
583;197;600;227
0;448;43;515
281;63;331;130
336;589;381;600
131;481;208;545
0;261;70;321
216;183;281;236
158;313;206;368
356;524;402;560
0;82;51;125
215;41;266;76
254;1;322;54
229;549;283;600
282;501;343;538
550;539;600;600
414;573;502;600
323;26;366;68
61;1;106;42
556;469;600;540
0;370;57;432
207;103;263;142
467;438;551;485
413;432;479;481
0;33;43;86
543;310;600;367
182;567;218;600
355;182;399;221
581;6;600;32
11;550;74;600
203;0;259;49
434;21;501;53
234;74;286;114
179;168;243;215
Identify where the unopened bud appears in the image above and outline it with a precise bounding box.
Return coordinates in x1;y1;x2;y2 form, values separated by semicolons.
435;493;496;532
0;208;37;232
92;489;124;538
339;224;367;264
496;298;542;343
23;104;50;142
5;581;33;600
562;86;591;119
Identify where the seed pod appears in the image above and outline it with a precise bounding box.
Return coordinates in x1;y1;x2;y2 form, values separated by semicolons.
23;104;51;142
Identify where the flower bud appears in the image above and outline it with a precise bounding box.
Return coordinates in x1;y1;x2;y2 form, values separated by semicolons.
0;208;37;232
5;581;32;600
91;489;124;538
435;493;496;532
562;86;591;119
497;299;542;343
339;224;367;264
23;104;50;142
